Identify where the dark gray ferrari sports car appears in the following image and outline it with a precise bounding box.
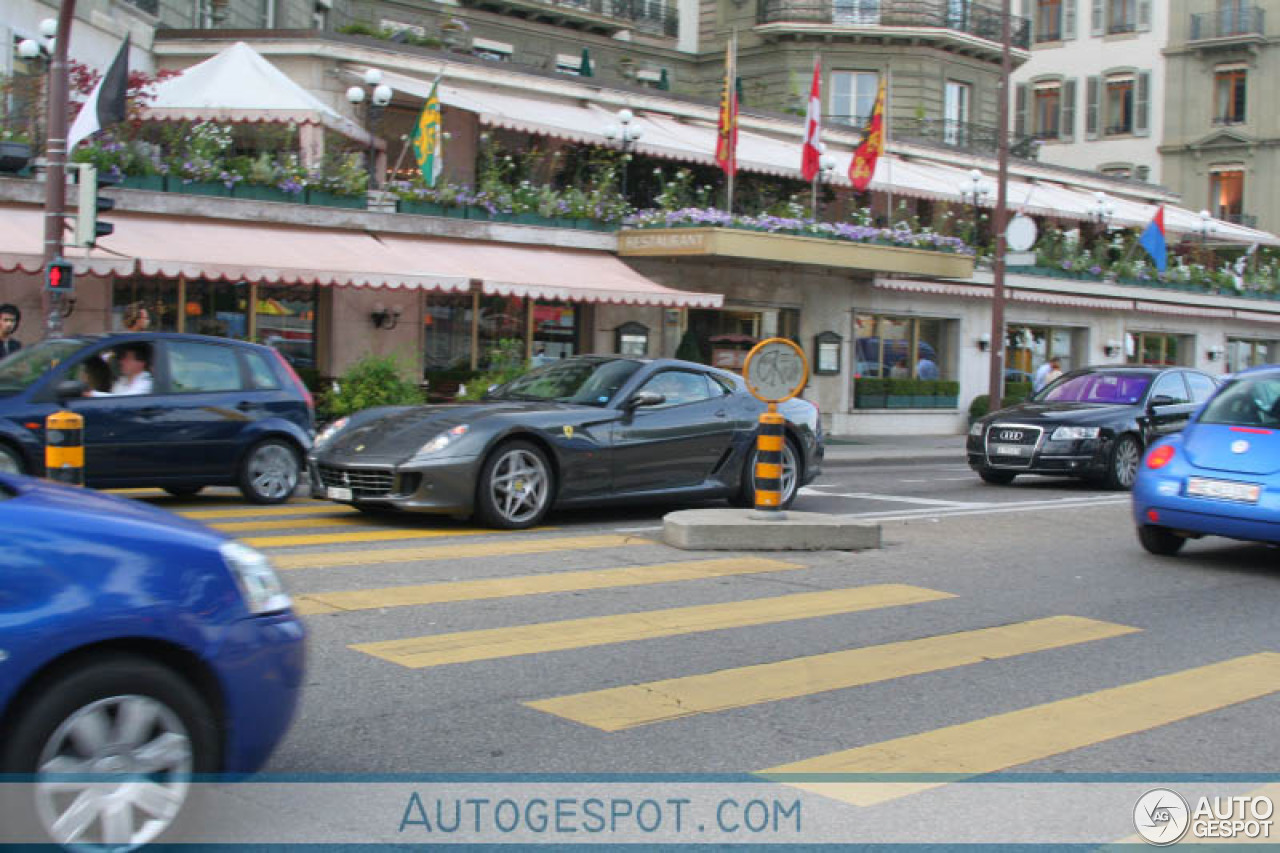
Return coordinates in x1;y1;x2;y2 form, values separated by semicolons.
308;355;824;528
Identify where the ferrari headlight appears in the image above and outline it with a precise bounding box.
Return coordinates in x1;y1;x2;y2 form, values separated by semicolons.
969;421;985;437
220;542;290;614
1050;426;1101;441
414;424;470;458
314;416;350;450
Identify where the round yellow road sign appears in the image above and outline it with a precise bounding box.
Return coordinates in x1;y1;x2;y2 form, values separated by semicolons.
742;337;809;403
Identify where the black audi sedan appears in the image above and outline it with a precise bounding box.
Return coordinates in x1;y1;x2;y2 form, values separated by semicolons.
967;365;1219;489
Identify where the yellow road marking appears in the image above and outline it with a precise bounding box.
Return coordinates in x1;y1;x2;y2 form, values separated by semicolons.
293;557;804;615
352;585;954;669
243;527;495;548
211;516;387;532
527;616;1139;732
762;652;1280;807
178;504;356;520
272;534;649;571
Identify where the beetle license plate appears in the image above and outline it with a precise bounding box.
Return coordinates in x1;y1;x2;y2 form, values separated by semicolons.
994;444;1028;456
327;486;353;501
1186;477;1261;503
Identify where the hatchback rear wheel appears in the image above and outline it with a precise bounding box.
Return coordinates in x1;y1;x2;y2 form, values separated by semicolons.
0;444;24;475
239;439;300;504
1138;524;1186;556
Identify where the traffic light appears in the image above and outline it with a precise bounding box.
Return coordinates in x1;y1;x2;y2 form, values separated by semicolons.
46;258;74;293
71;163;118;248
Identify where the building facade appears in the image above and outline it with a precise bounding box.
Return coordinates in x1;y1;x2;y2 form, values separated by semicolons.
1163;0;1275;232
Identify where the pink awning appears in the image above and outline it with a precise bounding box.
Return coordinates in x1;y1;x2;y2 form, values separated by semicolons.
1134;300;1234;318
377;235;723;307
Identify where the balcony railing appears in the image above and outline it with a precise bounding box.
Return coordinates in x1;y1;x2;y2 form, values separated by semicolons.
1190;6;1265;41
757;0;1031;49
458;0;678;36
1220;212;1258;228
872;117;1040;159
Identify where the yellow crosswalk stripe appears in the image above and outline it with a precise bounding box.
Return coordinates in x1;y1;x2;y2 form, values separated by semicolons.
294;557;805;615
352;585;954;669
212;516;386;532
762;652;1280;807
271;534;649;571
178;504;356;520
243;527;494;548
526;616;1140;732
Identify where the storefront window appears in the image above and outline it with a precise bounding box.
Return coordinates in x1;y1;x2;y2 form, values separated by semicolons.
183;280;250;340
1005;325;1077;384
1226;338;1272;373
477;294;526;368
111;279;179;332
532;301;580;361
854;313;951;379
1128;332;1183;366
256;285;317;373
424;292;476;373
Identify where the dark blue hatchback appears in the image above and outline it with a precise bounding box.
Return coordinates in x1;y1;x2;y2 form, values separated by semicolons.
0;333;314;503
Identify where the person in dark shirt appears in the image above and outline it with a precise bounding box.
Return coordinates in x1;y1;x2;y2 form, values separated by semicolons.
0;304;21;358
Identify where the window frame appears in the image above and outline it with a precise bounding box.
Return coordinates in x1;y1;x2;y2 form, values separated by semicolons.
1213;68;1247;125
1032;82;1062;139
1036;0;1064;41
1209;168;1245;220
1103;75;1135;136
830;70;880;128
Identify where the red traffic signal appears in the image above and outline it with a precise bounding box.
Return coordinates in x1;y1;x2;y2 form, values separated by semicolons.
45;259;74;293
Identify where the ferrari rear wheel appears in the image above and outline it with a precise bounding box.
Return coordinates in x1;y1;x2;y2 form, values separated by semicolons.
1138;525;1186;556
731;437;801;510
475;440;553;529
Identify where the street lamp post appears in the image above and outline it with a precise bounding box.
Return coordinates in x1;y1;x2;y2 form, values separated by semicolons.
602;108;644;200
986;0;1013;413
345;68;392;189
809;151;836;219
1196;209;1217;244
41;1;77;340
1090;191;1115;229
958;168;990;246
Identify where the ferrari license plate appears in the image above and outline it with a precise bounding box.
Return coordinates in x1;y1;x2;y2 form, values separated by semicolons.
993;444;1029;456
1186;477;1261;503
327;486;353;501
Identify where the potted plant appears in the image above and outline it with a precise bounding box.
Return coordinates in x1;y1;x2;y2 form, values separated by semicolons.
0;130;33;173
306;152;368;209
854;376;888;409
935;379;960;408
887;377;919;408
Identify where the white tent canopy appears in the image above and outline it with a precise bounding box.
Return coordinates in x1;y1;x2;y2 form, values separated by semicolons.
145;42;374;147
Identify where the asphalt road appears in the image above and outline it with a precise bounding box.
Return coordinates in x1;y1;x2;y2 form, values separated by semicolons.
125;464;1280;844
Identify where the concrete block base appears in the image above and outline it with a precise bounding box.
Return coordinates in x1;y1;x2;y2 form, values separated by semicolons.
662;509;882;551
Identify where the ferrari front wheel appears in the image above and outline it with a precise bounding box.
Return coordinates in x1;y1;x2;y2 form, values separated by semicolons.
475;440;553;529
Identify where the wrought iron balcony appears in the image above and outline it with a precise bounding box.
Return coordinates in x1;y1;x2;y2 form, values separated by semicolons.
757;0;1031;50
458;0;677;37
1190;6;1265;41
832;116;1041;159
1220;212;1258;228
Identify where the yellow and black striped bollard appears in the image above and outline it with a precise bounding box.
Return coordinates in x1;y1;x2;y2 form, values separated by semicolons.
753;407;786;518
45;411;85;487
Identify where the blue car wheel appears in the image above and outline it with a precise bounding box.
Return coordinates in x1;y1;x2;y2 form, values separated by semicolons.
1138;524;1187;556
1;653;218;848
0;444;22;475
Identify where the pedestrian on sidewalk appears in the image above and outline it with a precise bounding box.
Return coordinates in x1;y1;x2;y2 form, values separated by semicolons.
0;304;21;358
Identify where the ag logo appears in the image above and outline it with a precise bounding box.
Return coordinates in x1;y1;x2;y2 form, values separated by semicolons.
562;426;574;439
1134;788;1190;846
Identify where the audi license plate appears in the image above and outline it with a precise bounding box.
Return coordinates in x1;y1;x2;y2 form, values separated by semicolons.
1186;477;1261;503
327;486;353;501
994;444;1029;456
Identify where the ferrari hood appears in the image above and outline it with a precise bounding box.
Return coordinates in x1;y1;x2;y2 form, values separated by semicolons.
322;401;580;459
1182;424;1280;476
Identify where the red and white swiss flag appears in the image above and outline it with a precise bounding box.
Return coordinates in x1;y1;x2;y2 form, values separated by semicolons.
801;57;822;182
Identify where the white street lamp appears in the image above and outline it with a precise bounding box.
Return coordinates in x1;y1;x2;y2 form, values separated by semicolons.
602;108;644;198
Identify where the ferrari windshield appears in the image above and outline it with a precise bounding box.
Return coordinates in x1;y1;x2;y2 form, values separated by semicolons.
488;358;643;407
1198;374;1280;428
1039;371;1153;405
0;338;86;397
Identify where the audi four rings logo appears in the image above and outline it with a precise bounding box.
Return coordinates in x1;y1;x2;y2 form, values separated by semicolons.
998;430;1024;441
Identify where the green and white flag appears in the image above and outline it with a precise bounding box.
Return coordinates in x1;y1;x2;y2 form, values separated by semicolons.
411;78;443;186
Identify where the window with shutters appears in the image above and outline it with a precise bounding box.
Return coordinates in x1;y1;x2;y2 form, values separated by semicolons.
1036;0;1063;40
1214;68;1247;125
1104;75;1134;135
1108;0;1136;33
1032;84;1061;139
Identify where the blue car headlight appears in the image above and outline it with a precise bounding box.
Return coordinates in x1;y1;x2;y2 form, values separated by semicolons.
1050;426;1101;441
221;542;291;615
408;424;470;462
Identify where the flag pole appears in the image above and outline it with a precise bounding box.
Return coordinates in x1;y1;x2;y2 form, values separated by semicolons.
809;52;819;218
726;31;737;214
987;0;1013;412
885;66;894;225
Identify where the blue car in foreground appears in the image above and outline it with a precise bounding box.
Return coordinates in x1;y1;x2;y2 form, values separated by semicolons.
1133;366;1280;555
0;474;305;848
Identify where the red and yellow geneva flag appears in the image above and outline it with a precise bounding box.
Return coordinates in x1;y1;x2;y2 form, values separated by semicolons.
848;77;886;192
715;35;738;176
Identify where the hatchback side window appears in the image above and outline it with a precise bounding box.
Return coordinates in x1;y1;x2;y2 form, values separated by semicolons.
1185;372;1217;404
167;342;244;393
243;350;281;390
640;371;715;408
1149;373;1190;405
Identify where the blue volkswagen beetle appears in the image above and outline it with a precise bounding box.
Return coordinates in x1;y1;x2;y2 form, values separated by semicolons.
1133;366;1280;555
0;473;305;848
